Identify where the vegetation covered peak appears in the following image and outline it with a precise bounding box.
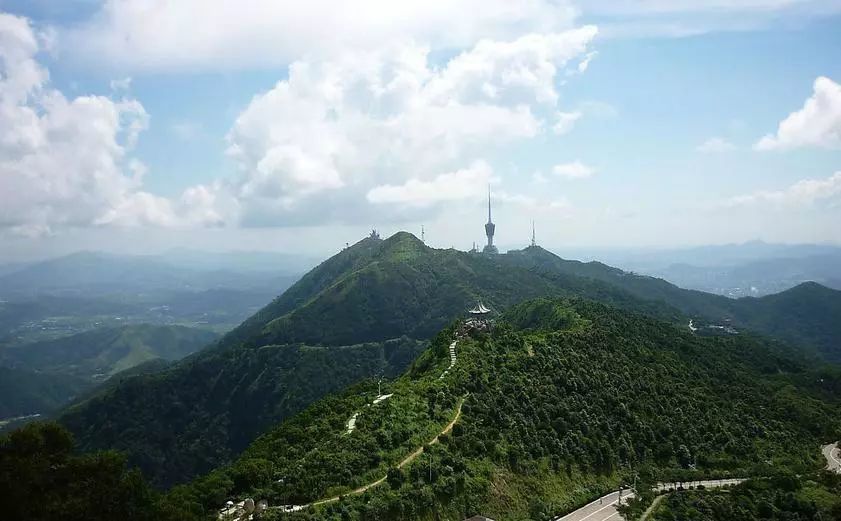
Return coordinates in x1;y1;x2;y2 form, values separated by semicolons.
373;231;429;262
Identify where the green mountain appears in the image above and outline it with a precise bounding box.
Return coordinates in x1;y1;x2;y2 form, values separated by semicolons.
1;324;219;380
505;246;841;360
57;232;841;489
162;298;841;521
0;366;91;420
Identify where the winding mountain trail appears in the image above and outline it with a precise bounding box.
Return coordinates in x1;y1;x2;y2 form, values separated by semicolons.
274;397;465;513
439;340;457;379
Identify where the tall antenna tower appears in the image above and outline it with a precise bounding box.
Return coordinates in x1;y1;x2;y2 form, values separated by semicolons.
530;220;536;247
421;225;425;243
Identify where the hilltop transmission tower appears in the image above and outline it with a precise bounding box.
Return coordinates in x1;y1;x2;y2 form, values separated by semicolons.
530;220;536;247
421;225;425;243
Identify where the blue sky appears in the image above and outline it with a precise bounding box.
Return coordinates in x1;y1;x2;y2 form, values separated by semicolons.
0;1;839;261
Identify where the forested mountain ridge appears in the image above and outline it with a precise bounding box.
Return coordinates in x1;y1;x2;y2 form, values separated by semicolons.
505;245;841;360
162;298;841;521
56;232;841;489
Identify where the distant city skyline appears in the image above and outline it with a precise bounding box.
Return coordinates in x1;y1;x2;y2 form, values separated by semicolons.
0;1;840;261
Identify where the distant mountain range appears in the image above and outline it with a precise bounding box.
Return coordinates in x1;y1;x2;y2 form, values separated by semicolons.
0;252;305;346
0;250;305;298
56;232;841;488
564;241;841;298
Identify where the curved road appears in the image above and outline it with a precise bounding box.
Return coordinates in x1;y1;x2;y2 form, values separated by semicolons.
553;490;634;521
553;479;745;521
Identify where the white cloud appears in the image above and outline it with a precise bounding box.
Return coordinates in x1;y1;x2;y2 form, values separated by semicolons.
0;13;216;236
697;137;736;153
570;51;597;75
552;161;596;179
755;76;841;150
367;161;493;207
217;28;597;226
553;111;582;134
724;172;841;207
64;0;579;72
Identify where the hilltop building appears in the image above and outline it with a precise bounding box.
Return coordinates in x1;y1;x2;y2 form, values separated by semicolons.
483;188;498;254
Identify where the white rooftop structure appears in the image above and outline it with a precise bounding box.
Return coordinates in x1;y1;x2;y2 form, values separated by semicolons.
469;302;491;315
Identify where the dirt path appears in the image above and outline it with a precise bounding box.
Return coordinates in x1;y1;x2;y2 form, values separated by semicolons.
276;397;465;512
639;494;666;521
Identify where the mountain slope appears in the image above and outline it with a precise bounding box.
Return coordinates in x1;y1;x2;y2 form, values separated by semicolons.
57;233;841;488
727;282;841;362
1;324;219;380
59;233;675;487
164;298;841;521
505;245;841;359
0;367;91;419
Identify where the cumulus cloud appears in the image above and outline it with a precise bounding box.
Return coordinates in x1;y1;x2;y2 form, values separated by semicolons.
367;161;494;207
755;76;841;150
64;0;579;72
697;137;736;153
0;13;215;236
552;161;596;179
216;27;597;226
724;172;841;207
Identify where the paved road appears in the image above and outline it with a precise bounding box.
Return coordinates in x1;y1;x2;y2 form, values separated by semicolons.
553;490;635;521
554;479;744;521
823;442;841;473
